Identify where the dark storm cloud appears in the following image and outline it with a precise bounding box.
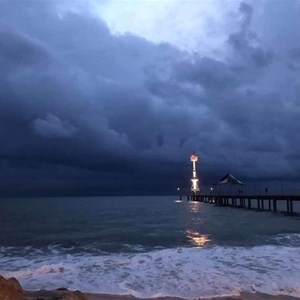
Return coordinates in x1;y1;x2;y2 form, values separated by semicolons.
175;57;239;90
290;48;300;61
227;2;274;68
32;114;77;138
0;0;300;196
0;29;49;67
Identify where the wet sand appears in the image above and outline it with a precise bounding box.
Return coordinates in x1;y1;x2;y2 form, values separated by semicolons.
2;275;299;300
84;292;300;300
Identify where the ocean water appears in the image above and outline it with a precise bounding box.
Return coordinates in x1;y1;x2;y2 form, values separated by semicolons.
0;196;300;298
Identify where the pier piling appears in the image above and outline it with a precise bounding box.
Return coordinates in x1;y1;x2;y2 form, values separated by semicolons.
182;194;300;216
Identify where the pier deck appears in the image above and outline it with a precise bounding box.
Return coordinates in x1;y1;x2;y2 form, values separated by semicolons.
180;194;300;216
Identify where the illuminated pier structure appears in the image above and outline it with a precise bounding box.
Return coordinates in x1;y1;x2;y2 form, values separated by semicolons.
180;193;300;216
190;153;200;194
177;154;300;216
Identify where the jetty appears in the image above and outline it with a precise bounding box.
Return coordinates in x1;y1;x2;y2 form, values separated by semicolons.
179;194;300;216
183;153;300;216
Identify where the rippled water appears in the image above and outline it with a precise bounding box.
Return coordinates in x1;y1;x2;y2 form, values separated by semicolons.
0;196;300;298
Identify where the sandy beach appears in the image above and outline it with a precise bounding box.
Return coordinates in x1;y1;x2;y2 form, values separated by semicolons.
23;291;300;300
84;292;300;300
1;274;300;300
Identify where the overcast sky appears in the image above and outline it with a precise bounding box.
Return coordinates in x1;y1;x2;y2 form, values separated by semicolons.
0;0;300;196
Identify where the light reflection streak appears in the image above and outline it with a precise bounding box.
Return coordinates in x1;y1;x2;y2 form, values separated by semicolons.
186;229;211;247
188;201;201;213
174;199;183;203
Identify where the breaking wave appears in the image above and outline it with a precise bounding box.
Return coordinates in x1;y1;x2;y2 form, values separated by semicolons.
1;241;300;298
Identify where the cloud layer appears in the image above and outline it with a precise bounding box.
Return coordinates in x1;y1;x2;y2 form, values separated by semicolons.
0;0;300;196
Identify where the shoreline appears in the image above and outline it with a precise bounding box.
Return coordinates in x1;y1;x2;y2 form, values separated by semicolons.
17;291;300;300
1;275;300;300
84;292;300;300
24;291;300;300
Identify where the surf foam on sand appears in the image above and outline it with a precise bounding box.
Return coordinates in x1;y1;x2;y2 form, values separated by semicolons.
1;243;300;299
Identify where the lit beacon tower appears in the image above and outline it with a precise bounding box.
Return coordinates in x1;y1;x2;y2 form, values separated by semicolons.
190;153;200;194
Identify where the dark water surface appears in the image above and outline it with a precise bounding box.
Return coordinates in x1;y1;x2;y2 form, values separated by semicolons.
1;196;300;249
0;196;300;298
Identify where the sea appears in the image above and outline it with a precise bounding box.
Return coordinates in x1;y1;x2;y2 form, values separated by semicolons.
0;196;300;299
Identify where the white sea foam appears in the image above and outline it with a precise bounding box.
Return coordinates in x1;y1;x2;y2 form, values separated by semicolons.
1;244;300;298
